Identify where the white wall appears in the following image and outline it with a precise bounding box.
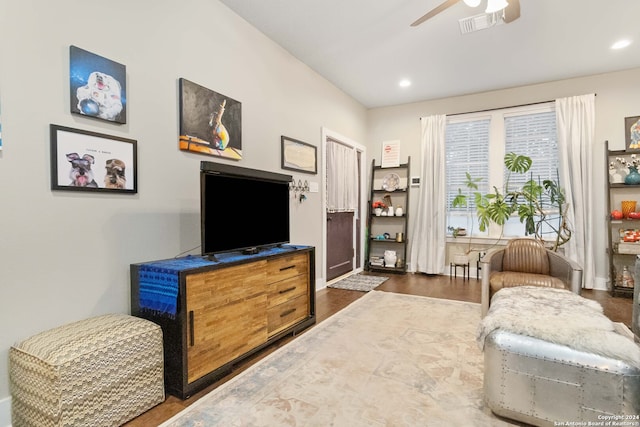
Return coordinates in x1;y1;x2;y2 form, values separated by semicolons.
366;68;640;287
0;0;367;407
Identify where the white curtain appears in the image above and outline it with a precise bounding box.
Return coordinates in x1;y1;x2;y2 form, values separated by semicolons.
410;115;447;274
326;139;358;212
555;94;596;288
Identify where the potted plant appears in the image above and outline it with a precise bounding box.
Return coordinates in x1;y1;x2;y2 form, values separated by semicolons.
452;152;571;251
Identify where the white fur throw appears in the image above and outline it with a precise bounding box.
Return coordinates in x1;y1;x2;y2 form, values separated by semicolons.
477;286;640;368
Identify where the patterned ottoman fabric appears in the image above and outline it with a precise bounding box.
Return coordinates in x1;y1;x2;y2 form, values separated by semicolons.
10;314;164;427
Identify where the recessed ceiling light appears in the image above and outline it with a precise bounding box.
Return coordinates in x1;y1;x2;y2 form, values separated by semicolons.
399;79;411;88
611;39;631;50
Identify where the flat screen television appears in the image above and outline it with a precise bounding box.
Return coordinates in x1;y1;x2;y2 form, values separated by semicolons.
200;161;291;256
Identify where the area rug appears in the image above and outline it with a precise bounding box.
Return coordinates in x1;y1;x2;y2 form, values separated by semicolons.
326;273;389;292
160;291;516;426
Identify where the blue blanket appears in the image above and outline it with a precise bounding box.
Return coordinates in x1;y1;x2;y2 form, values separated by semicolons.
137;246;307;317
138;256;215;317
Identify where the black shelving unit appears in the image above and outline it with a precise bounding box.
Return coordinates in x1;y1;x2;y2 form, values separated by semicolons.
605;140;636;298
366;158;410;274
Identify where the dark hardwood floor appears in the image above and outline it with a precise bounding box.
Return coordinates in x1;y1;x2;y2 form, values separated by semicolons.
124;273;634;426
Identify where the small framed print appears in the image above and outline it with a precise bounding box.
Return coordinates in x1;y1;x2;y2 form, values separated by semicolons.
50;124;137;193
625;116;640;151
281;136;317;174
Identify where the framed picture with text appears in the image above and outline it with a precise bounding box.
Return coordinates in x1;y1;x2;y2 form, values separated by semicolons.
50;124;137;193
281;136;317;174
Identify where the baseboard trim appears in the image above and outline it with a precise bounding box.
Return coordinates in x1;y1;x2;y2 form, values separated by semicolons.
0;395;11;427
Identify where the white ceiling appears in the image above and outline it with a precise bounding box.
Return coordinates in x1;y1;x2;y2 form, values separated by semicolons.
219;0;640;108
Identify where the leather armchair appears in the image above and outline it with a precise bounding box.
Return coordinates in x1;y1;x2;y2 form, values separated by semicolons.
480;238;583;316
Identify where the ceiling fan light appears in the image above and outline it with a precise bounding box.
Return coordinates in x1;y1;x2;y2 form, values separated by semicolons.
485;0;509;13
463;0;482;7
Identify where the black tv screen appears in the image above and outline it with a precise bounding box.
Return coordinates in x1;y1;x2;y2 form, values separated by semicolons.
200;162;291;255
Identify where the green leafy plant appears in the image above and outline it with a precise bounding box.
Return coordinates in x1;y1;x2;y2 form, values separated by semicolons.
452;152;571;251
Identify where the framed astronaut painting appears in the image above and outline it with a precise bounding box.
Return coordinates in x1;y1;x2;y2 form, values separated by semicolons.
69;45;127;124
178;78;242;160
50;124;137;193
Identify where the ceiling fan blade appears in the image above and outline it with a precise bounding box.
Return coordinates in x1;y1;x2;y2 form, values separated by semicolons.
411;0;461;27
503;0;520;23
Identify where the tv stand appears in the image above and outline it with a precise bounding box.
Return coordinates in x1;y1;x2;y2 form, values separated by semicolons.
242;247;259;255
130;246;316;399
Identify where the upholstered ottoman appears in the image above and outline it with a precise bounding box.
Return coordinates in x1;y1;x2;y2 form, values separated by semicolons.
10;314;164;427
478;287;640;427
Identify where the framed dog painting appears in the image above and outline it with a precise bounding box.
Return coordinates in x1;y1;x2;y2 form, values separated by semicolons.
178;78;242;160
69;46;127;124
50;125;137;193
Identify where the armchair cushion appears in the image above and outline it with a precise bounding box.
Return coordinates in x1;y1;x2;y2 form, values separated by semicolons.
480;238;583;317
490;271;565;293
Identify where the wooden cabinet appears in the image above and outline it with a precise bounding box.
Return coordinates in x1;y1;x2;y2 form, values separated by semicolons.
366;158;410;273
131;246;315;398
605;141;636;298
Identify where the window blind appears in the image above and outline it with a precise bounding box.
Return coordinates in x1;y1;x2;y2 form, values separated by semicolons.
445;119;490;212
502;109;559;236
504;110;559;189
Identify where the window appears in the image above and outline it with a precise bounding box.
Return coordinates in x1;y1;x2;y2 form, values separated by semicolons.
445;103;559;239
445;118;490;235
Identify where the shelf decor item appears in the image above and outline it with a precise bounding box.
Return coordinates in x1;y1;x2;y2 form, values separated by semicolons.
622;201;637;218
625;166;640;185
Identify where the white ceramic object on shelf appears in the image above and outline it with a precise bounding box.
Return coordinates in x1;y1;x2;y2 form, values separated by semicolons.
384;250;397;267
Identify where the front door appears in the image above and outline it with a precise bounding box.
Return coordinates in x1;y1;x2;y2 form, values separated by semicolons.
326;211;354;281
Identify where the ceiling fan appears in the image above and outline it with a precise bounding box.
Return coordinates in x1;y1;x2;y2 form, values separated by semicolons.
411;0;520;27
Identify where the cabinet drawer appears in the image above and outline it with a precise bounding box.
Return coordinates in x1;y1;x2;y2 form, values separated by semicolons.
266;253;308;284
267;275;308;309
268;294;308;336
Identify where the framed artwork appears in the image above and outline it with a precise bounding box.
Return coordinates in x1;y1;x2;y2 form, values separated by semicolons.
69;45;127;124
179;78;242;160
50;124;137;193
626;116;640;151
281;136;317;174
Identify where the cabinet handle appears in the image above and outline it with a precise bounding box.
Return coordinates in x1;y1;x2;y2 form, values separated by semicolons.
279;265;295;271
189;310;195;347
279;286;296;294
280;308;296;317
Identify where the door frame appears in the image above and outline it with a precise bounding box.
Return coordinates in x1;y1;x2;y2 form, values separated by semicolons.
321;127;367;288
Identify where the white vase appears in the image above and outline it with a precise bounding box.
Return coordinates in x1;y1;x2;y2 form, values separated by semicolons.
395;207;403;216
384;250;397;267
374;208;382;216
387;206;394;216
